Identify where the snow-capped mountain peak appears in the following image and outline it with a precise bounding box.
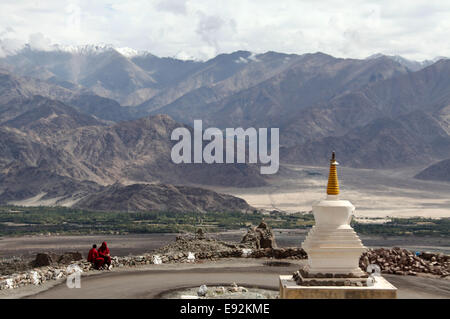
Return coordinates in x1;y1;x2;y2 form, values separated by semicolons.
55;43;117;55
116;47;141;58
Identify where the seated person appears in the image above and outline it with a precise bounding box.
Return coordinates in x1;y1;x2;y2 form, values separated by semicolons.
98;241;112;270
87;244;104;270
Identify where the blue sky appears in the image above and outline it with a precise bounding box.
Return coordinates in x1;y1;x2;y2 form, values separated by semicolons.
1;0;449;60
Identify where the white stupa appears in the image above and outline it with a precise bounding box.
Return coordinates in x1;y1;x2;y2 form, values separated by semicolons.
279;152;397;298
301;152;366;276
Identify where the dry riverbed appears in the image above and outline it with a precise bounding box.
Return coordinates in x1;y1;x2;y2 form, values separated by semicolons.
208;164;450;218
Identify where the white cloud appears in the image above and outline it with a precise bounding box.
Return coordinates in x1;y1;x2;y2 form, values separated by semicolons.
0;27;22;57
28;33;53;51
0;0;449;60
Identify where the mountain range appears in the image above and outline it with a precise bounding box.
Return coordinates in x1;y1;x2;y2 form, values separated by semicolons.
0;46;449;210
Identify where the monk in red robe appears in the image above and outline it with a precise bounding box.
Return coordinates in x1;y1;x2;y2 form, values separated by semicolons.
98;241;112;269
87;244;104;269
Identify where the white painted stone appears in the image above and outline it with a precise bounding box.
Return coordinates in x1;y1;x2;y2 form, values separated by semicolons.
30;271;40;285
242;248;253;257
5;278;14;289
152;255;162;264
197;284;208;296
187;252;195;262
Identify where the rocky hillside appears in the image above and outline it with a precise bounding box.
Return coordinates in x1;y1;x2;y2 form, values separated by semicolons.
0;68;139;123
151;53;410;129
281;113;449;168
47;113;265;187
0;166;104;205
74;183;255;213
143;53;449;169
0;114;265;205
415;159;450;182
0;69;76;105
281;60;450;167
0;86;265;205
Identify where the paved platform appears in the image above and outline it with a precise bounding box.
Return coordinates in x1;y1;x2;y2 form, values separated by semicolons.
279;275;397;299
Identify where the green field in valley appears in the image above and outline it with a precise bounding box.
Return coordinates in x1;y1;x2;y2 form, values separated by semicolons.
0;206;448;237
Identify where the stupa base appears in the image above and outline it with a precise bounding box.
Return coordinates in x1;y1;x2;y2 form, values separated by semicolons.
301;264;368;278
279;275;397;299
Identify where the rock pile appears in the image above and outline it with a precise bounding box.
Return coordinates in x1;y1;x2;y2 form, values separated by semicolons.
194;247;307;260
241;221;276;249
109;252;200;266
107;248;300;267
58;252;83;264
33;252;83;267
154;234;242;259
154;232;305;261
196;228;206;240
33;253;56;267
359;248;449;277
0;257;32;276
292;248;449;285
0;252;84;276
249;248;307;259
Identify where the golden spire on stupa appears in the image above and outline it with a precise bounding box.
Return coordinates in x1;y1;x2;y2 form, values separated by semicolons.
326;151;339;195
